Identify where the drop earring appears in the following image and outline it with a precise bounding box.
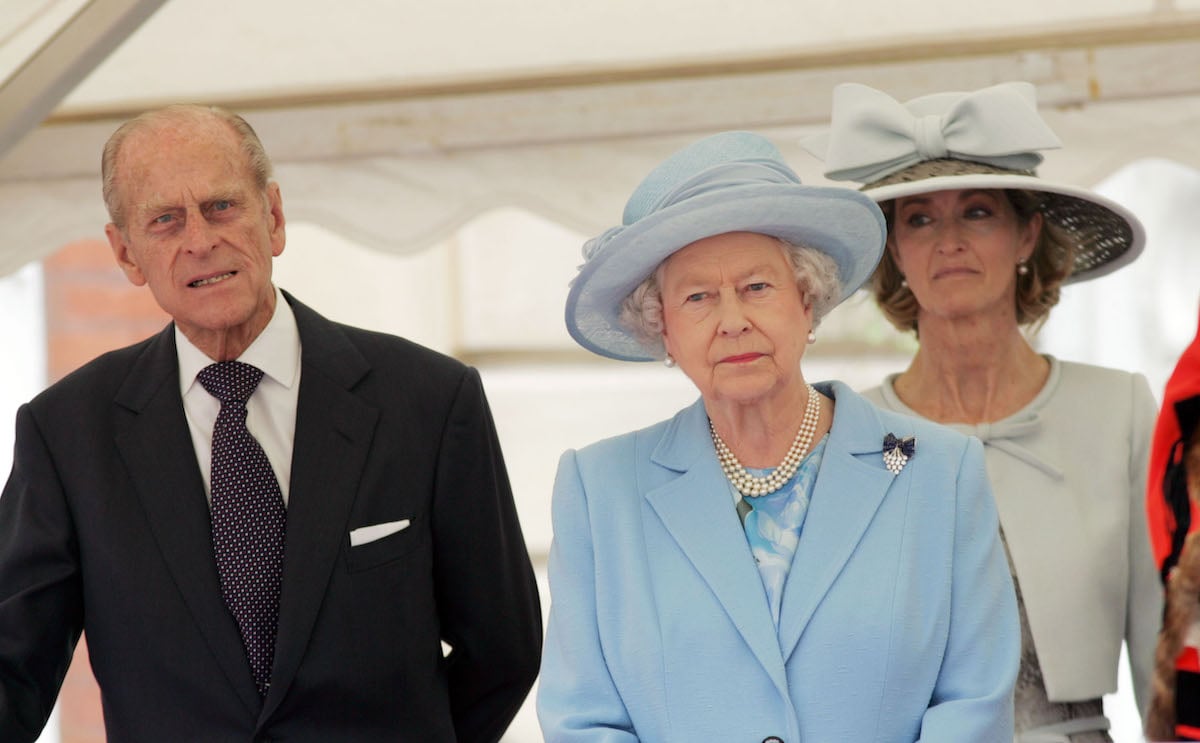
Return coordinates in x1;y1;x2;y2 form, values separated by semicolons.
899;276;908;288
664;355;676;368
1017;259;1030;276
807;330;816;345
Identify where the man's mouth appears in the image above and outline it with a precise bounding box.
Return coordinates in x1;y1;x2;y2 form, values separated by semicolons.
189;272;235;288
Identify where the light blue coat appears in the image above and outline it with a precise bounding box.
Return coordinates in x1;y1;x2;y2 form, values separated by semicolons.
538;381;1018;743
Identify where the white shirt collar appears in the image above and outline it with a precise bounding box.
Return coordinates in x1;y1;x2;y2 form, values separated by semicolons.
176;285;301;395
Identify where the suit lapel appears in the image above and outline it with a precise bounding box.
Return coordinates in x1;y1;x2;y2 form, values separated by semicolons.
777;382;897;662
260;294;379;719
113;325;262;716
644;401;788;692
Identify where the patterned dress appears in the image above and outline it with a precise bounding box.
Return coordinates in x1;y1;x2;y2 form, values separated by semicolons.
1003;530;1112;742
733;436;828;628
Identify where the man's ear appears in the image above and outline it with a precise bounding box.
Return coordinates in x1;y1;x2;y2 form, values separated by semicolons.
266;182;286;258
106;223;147;286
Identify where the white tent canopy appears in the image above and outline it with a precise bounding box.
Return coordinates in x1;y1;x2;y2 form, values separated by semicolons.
3;1;1200;277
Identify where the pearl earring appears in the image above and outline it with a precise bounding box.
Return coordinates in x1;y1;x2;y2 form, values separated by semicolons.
900;277;908;288
1017;260;1030;276
807;330;816;345
664;355;676;368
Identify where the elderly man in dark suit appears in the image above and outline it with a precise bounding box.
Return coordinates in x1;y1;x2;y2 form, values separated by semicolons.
0;104;542;742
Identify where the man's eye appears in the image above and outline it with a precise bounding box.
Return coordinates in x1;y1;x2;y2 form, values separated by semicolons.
211;200;232;212
153;214;173;225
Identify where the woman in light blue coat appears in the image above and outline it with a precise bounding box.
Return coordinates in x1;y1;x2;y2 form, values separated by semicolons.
538;130;1019;743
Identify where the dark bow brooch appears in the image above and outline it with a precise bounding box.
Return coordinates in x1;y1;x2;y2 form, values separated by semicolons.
882;433;916;475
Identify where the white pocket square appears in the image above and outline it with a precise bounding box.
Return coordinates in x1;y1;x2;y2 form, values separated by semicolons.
349;519;411;547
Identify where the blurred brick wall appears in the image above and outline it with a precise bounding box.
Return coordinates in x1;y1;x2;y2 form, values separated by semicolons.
44;239;169;382
43;238;169;743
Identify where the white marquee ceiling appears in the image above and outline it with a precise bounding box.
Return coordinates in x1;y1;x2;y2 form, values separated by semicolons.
2;1;1200;278
0;0;164;161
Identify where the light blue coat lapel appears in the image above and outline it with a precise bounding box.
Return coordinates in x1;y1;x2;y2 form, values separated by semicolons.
643;399;788;692
778;381;898;661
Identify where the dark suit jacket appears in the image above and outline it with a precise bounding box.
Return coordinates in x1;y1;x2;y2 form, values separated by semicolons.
0;292;542;742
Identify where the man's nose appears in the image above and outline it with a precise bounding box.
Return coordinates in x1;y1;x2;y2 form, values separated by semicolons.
182;211;219;254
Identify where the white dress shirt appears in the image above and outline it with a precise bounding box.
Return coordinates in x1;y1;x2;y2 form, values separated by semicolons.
178;286;302;505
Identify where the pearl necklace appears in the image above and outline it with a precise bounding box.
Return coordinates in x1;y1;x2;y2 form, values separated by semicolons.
709;384;822;498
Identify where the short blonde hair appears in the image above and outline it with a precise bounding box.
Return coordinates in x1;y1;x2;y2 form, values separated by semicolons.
871;189;1076;334
101;104;273;228
618;237;840;360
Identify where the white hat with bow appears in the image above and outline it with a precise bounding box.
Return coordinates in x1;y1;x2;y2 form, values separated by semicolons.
803;81;1145;283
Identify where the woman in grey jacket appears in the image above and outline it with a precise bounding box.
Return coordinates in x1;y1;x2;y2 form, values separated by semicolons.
805;81;1161;742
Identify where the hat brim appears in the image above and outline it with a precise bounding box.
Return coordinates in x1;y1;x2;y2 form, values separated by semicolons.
566;183;886;362
865;172;1145;284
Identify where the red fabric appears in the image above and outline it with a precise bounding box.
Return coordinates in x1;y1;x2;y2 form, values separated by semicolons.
1178;722;1200;739
1181;647;1200;674
1148;306;1200;571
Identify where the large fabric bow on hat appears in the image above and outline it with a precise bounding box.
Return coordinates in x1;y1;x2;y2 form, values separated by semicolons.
807;81;1063;184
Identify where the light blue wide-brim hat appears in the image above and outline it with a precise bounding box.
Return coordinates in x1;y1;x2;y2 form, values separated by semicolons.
565;131;887;362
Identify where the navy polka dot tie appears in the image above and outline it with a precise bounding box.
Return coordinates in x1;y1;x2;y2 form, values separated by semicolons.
197;361;286;697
